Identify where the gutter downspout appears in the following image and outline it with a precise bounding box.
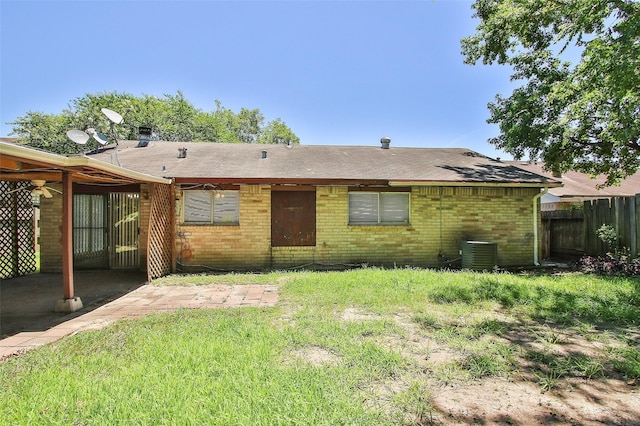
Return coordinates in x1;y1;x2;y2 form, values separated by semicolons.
532;187;549;266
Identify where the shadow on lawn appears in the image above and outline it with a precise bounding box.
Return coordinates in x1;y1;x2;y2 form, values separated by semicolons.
418;276;640;425
462;276;640;327
422;274;640;381
417;308;640;425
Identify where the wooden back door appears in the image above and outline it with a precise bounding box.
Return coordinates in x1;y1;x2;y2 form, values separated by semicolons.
271;190;316;247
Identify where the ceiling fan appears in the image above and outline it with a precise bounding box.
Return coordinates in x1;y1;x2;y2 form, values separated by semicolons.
5;180;62;198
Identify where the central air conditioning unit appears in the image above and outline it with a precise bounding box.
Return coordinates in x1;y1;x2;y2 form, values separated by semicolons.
460;241;497;270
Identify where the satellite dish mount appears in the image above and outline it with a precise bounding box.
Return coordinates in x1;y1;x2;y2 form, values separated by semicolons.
65;107;126;156
101;107;124;146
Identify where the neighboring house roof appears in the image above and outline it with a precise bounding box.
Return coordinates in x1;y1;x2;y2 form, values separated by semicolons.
88;140;560;187
509;161;640;201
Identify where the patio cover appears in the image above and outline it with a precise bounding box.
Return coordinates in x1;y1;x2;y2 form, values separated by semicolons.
0;141;171;312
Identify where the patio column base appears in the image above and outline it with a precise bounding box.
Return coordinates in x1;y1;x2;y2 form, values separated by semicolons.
55;297;84;313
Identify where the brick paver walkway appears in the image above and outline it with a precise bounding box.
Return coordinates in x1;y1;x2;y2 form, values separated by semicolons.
0;284;279;362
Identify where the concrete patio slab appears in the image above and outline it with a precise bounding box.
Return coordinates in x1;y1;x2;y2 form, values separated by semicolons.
1;271;148;338
0;282;279;362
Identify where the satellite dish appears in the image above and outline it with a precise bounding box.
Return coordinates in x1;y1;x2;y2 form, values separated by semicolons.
101;107;124;124
66;129;90;145
86;128;108;145
93;132;108;145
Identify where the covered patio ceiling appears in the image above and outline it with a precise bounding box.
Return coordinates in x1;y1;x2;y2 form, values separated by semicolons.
0;141;169;185
0;140;171;313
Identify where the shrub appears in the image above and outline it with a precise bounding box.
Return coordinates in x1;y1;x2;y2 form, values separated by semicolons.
577;254;640;277
579;224;640;276
596;224;619;253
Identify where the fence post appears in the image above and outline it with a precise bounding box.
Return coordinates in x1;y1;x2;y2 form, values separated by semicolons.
632;194;640;258
583;199;594;255
615;197;629;252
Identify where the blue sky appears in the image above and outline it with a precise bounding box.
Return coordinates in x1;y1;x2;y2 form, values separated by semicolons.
1;0;516;159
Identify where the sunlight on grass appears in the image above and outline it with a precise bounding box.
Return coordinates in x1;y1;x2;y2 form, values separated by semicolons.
1;309;395;425
1;267;639;423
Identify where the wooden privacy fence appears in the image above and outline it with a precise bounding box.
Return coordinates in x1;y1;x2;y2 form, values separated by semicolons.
541;209;585;258
583;194;640;257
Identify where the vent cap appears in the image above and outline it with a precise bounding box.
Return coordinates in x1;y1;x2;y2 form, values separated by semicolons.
137;126;152;148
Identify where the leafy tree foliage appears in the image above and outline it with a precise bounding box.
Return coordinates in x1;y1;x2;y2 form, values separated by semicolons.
9;91;300;154
462;0;640;185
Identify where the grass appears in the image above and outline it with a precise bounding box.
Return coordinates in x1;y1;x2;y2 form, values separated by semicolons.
1;268;639;424
0;251;39;279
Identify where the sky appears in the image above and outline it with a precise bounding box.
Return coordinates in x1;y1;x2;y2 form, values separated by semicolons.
1;0;517;159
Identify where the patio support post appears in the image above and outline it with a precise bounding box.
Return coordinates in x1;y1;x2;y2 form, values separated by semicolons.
55;171;83;313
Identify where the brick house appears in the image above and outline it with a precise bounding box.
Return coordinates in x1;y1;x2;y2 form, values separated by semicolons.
61;139;560;272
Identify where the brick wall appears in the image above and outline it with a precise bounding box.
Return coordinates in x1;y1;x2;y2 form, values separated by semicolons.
175;185;272;271
39;186;63;273
175;185;541;270
38;183;541;273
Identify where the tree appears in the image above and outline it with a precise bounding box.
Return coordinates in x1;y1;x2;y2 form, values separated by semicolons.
9;91;300;154
258;118;300;145
462;0;640;185
9;111;79;154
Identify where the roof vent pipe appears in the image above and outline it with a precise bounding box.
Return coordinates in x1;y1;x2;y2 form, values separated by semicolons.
261;150;268;159
177;148;187;159
380;136;391;149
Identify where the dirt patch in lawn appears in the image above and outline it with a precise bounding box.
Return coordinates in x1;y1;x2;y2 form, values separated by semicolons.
342;308;640;425
429;376;638;425
282;346;342;367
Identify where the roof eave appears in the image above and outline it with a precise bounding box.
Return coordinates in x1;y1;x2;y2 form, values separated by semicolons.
173;177;390;186
0;141;172;185
388;180;564;188
174;177;563;188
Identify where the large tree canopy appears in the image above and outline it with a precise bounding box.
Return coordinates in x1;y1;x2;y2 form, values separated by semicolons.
462;0;639;185
9;91;300;154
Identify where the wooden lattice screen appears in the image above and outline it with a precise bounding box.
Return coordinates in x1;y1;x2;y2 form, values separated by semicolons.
147;183;174;280
0;181;36;279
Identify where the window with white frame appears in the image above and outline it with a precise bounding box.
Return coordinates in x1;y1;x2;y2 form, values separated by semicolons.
348;192;410;224
183;190;239;225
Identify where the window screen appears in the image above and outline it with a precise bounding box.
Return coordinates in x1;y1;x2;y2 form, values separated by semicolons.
349;192;409;224
380;192;410;223
348;193;379;224
213;191;239;225
183;190;239;225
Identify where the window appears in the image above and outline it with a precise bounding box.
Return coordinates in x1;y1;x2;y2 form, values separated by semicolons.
183;190;239;225
348;192;409;224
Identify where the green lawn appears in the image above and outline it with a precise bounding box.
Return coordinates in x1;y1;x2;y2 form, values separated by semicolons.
1;268;639;424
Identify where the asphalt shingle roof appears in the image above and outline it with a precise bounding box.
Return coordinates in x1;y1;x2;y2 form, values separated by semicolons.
508;162;640;198
89;141;559;186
